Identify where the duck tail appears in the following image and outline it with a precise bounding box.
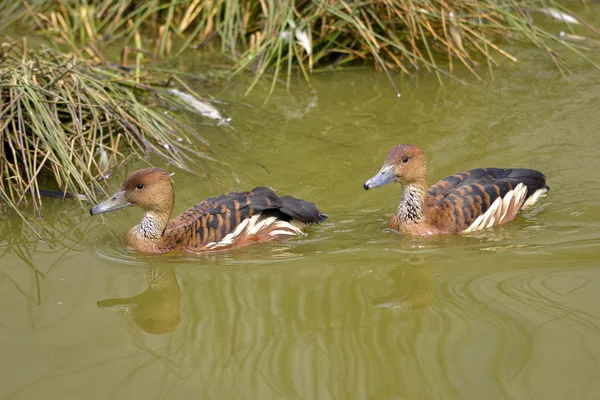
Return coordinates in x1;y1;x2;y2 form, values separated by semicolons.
279;196;328;224
501;168;549;196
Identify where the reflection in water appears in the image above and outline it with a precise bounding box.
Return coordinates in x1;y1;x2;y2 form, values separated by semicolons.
97;266;181;334
110;259;596;400
0;202;92;306
371;257;434;310
433;263;600;400
154;257;447;400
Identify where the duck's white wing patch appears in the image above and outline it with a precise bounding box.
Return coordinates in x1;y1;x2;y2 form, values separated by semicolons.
204;214;303;250
463;196;501;233
462;183;529;233
269;229;302;237
522;187;548;210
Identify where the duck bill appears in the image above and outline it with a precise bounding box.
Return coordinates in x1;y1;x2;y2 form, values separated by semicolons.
364;165;395;190
90;190;131;215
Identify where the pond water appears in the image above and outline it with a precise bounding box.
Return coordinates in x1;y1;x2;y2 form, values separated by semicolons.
2;28;600;400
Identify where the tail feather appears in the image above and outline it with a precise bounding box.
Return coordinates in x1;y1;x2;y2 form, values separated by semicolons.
279;196;328;224
485;168;549;199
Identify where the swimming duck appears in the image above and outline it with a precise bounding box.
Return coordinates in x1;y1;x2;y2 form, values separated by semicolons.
90;168;327;253
364;144;549;235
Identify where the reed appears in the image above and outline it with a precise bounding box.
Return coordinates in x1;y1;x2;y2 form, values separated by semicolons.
2;0;597;92
0;38;214;222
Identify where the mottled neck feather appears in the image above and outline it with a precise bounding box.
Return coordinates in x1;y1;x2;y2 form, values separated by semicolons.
137;210;171;239
127;190;174;251
396;181;427;225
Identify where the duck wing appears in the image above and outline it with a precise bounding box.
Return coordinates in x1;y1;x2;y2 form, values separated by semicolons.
165;187;286;248
428;168;548;233
165;196;219;232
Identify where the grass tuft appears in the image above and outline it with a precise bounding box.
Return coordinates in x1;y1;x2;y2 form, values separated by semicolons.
2;0;597;89
0;38;215;221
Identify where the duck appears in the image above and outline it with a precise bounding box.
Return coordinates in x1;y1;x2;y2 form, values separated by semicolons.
90;167;327;253
363;144;549;235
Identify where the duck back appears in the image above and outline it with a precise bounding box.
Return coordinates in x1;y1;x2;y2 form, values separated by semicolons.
164;187;326;251
429;168;549;233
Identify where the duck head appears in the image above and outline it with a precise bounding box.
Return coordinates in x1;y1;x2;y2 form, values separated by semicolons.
364;144;428;190
90;167;174;216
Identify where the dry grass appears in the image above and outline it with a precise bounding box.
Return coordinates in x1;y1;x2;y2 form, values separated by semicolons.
1;0;597;94
0;37;215;222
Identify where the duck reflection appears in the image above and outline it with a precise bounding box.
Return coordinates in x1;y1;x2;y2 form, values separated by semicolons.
371;257;433;310
97;266;181;334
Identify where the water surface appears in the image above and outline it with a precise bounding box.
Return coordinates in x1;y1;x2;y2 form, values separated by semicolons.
2;36;600;400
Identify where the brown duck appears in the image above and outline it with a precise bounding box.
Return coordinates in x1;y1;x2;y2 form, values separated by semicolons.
364;144;549;235
90;168;327;253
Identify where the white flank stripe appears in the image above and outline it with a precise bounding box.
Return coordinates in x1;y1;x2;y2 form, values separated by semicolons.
231;217;253;237
499;188;514;221
205;214;303;249
463;196;500;233
269;229;301;237
463;183;531;233
522;187;548;210
247;216;277;235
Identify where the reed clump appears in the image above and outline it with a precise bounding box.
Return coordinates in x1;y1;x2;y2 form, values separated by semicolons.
0;38;213;218
3;0;597;92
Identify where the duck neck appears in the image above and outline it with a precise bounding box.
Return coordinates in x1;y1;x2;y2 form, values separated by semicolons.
396;180;427;225
136;209;171;239
127;192;174;251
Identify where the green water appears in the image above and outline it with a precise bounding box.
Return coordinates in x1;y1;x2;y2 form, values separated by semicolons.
3;41;600;399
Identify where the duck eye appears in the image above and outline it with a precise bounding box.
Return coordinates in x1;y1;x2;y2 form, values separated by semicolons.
402;157;409;163
136;184;145;190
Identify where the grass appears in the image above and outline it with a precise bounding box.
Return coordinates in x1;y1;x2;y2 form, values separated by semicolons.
0;37;218;226
2;0;598;95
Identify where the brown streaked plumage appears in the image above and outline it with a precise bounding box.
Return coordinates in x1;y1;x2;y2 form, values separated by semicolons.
364;144;549;235
90;168;327;253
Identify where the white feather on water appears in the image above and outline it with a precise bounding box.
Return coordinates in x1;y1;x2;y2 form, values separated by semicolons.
168;89;229;123
539;8;579;24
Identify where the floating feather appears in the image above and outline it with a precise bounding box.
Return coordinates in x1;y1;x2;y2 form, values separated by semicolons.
539;8;579;24
169;89;228;123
